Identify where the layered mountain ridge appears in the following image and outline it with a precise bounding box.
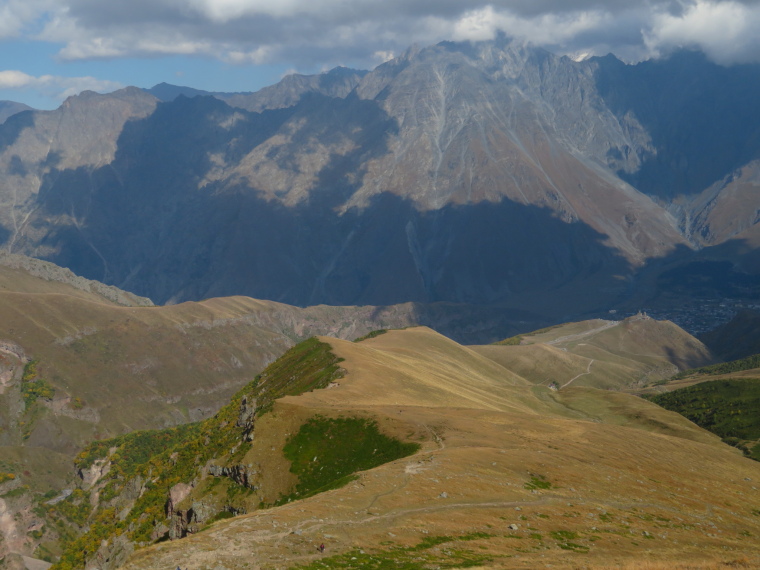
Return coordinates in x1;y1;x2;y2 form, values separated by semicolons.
0;38;758;317
0;254;722;567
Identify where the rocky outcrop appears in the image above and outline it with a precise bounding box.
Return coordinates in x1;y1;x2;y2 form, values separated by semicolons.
236;395;257;441
85;533;134;570
166;483;193;519
168;508;191;541
207;464;258;489
78;457;110;489
169;500;223;540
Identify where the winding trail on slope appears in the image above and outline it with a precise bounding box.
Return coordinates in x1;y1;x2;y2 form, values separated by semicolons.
545;320;618;346
561;359;595;389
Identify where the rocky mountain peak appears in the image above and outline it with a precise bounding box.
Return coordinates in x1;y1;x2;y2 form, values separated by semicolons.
0;38;757;313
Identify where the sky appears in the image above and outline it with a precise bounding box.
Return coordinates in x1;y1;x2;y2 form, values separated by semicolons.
2;0;760;109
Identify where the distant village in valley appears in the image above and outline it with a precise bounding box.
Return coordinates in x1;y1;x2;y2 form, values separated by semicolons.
611;298;760;336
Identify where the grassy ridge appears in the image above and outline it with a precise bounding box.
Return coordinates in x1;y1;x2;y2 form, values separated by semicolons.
253;336;345;413
645;379;760;460
492;324;564;346
670;353;760;380
51;337;345;570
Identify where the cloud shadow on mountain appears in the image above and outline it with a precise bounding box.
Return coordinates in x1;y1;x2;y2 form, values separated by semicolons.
29;90;632;321
593;50;760;201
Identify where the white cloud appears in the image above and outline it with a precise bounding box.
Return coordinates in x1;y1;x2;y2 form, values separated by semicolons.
0;70;37;88
226;46;275;65
186;0;341;22
0;0;56;39
373;50;395;63
451;6;611;45
0;69;122;100
56;37;124;59
10;0;760;71
646;0;760;64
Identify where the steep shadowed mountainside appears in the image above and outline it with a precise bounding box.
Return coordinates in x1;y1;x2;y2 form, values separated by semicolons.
0;38;758;319
700;310;760;362
592;51;760;205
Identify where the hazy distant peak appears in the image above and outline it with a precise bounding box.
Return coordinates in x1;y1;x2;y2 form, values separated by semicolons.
323;66;369;78
0;100;33;124
145;82;215;102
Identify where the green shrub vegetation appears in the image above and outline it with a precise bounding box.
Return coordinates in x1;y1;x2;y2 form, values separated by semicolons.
646;379;760;460
354;329;388;342
494;335;523;346
3;485;29;498
22;360;40;383
52;337;346;570
525;474;552;490
550;530;578;540
294;533;495;569
279;416;420;503
671;353;760;380
49;490;91;527
253;337;345;414
75;424;198;475
21;360;55;407
549;530;588;552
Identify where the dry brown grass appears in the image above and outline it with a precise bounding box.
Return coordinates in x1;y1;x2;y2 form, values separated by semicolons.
121;328;760;570
587;558;759;569
0;269;422;460
472;317;712;391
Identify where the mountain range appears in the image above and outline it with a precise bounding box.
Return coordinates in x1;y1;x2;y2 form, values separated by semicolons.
0;37;759;326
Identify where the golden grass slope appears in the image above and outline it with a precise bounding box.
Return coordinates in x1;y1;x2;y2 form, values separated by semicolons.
122;327;760;570
472;315;713;391
0;269;425;453
285;328;531;413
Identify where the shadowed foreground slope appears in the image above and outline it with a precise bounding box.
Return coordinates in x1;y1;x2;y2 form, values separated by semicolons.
121;328;760;569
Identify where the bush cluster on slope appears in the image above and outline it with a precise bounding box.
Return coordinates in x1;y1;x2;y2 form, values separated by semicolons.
48;337;353;569
353;329;388;342
279;416;419;503
670;353;760;380
646;379;760;460
18;359;55;440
